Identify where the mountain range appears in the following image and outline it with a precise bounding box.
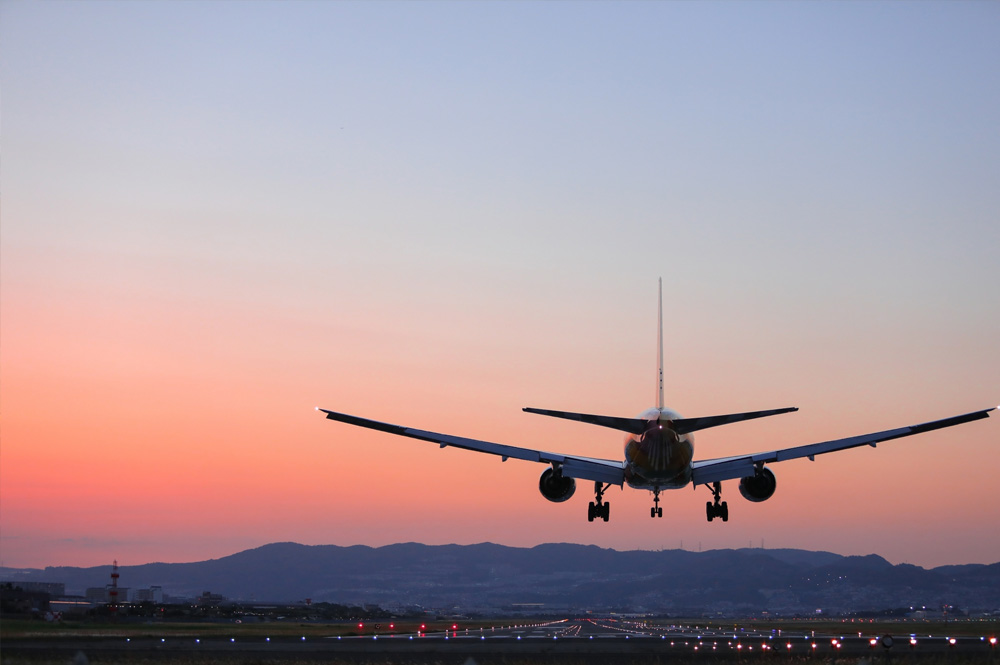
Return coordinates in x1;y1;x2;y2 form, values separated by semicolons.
3;542;999;615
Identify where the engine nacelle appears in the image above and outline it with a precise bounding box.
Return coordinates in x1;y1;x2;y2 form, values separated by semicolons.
538;467;576;503
739;466;777;502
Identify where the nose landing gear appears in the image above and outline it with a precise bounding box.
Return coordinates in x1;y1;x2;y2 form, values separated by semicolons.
650;488;663;518
706;481;729;522
588;482;610;522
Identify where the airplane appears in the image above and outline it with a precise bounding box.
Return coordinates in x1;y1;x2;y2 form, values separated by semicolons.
317;280;994;523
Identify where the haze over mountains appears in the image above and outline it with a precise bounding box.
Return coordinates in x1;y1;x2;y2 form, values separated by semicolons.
3;543;998;615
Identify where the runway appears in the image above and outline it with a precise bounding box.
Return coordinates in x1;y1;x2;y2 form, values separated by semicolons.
4;619;996;662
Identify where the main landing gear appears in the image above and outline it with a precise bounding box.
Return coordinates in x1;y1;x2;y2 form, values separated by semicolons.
650;488;663;518
588;482;610;522
706;481;729;522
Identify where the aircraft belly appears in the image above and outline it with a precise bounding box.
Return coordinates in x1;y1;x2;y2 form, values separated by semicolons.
624;430;693;489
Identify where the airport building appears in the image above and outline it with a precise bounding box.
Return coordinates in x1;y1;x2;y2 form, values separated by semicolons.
133;586;164;603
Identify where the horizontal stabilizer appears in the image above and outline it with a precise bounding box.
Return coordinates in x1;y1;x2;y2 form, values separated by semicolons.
522;408;648;434
523;406;799;436
672;407;798;435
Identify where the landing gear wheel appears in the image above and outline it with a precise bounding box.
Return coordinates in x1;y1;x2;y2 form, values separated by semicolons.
651;488;663;518
706;481;729;522
588;482;611;523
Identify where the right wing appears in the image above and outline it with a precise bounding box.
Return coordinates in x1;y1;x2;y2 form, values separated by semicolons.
691;406;995;485
317;408;626;485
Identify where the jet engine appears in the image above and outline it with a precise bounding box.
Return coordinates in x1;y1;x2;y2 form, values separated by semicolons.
739;466;777;502
538;467;576;503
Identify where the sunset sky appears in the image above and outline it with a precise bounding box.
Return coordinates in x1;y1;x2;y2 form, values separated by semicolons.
2;1;998;571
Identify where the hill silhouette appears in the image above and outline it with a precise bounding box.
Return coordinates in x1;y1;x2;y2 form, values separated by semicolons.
3;542;997;614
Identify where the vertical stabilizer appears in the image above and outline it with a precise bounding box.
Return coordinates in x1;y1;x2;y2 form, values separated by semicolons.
657;277;664;409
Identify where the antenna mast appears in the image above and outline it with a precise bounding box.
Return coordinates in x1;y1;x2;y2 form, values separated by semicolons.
109;559;120;615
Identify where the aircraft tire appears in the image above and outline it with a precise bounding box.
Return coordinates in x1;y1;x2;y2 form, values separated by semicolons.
588;502;596;522
706;501;714;522
721;501;729;522
602;502;610;521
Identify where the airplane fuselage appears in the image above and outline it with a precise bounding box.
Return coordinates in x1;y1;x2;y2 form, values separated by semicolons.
623;407;694;490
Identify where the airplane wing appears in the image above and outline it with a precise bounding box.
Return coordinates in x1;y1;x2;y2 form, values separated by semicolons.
690;406;995;485
317;408;626;485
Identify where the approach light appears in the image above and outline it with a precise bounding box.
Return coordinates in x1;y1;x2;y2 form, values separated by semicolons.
990;637;997;646
949;638;957;646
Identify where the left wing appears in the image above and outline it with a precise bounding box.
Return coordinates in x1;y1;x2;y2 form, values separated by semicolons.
317;408;626;485
691;406;995;485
